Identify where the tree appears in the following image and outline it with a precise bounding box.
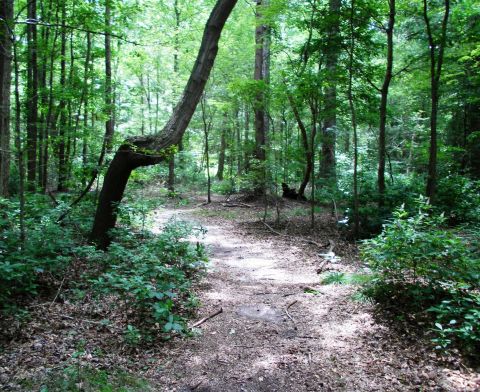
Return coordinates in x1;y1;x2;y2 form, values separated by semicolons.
319;0;341;182
377;0;395;206
26;0;39;190
424;0;450;200
253;0;270;193
0;0;13;197
90;0;238;249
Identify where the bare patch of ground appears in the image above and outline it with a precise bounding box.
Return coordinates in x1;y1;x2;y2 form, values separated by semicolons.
0;193;478;391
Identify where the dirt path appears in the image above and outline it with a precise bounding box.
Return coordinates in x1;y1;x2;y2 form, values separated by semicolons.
148;202;477;392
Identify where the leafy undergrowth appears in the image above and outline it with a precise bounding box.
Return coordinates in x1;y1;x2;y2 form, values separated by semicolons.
0;192;208;389
359;198;480;362
31;366;152;392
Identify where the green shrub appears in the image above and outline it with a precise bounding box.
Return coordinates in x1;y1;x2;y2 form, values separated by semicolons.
436;175;480;224
92;219;207;338
361;197;478;287
361;197;480;352
428;289;480;353
0;197;78;308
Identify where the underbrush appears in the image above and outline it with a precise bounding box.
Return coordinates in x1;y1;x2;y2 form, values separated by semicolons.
0;193;208;345
360;197;480;358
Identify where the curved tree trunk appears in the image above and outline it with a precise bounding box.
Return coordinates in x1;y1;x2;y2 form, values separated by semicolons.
90;0;238;249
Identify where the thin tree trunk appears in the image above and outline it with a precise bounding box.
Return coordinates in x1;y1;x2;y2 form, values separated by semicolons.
0;0;13;197
13;34;25;245
90;0;238;249
104;0;115;153
216;113;227;180
168;0;182;192
319;0;340;182
348;0;359;238
424;0;450;200
57;2;68;191
201;95;212;203
377;0;395;207
26;0;39;190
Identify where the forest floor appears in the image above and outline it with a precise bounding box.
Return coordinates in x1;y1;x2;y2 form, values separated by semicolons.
1;191;479;391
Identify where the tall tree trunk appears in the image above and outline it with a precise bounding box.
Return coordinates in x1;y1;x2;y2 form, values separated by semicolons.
348;0;359;237
201;95;212;203
424;0;450;200
57;2;68;191
217;114;227;180
26;0;39;190
319;0;340;183
253;0;269;162
104;0;115;153
0;0;13;197
13;36;25;244
377;0;395;207
90;0;238;249
168;0;182;192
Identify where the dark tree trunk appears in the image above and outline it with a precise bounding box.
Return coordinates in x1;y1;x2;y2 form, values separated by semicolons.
90;0;238;249
57;2;68;191
26;0;39;190
0;0;13;197
377;0;395;207
168;0;182;192
348;0;359;238
319;0;340;183
287;92;311;198
216;114;227;180
253;0;269;163
424;0;450;200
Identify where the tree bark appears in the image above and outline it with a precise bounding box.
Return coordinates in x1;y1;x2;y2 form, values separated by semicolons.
26;0;39;190
0;0;13;197
253;0;269;163
104;0;115;154
168;0;182;192
319;0;340;183
90;0;238;249
216;113;227;180
57;2;68;191
424;0;450;200
377;0;395;207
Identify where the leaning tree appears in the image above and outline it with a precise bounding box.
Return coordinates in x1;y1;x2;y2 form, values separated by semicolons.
90;0;238;249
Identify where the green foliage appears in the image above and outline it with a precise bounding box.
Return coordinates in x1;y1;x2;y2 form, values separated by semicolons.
92;219;207;339
361;197;480;353
361;197;478;287
435;175;480;224
321;271;372;286
0;196;77;307
37;366;151;392
428;289;480;353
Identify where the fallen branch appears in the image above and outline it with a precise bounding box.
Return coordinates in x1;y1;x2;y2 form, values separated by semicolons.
222;202;252;208
285;300;298;330
261;221;330;250
49;276;66;309
191;307;223;328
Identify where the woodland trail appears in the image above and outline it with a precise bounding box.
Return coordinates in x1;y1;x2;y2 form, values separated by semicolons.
148;197;476;392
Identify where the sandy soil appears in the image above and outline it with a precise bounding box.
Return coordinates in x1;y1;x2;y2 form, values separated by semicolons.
145;197;479;392
0;194;478;391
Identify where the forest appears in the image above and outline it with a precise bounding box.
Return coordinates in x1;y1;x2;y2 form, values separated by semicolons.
0;0;479;390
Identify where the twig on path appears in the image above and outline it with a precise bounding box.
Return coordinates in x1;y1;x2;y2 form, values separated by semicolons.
222;202;252;208
60;315;122;331
49;276;66;309
261;221;329;250
191;307;223;328
285;300;298;330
